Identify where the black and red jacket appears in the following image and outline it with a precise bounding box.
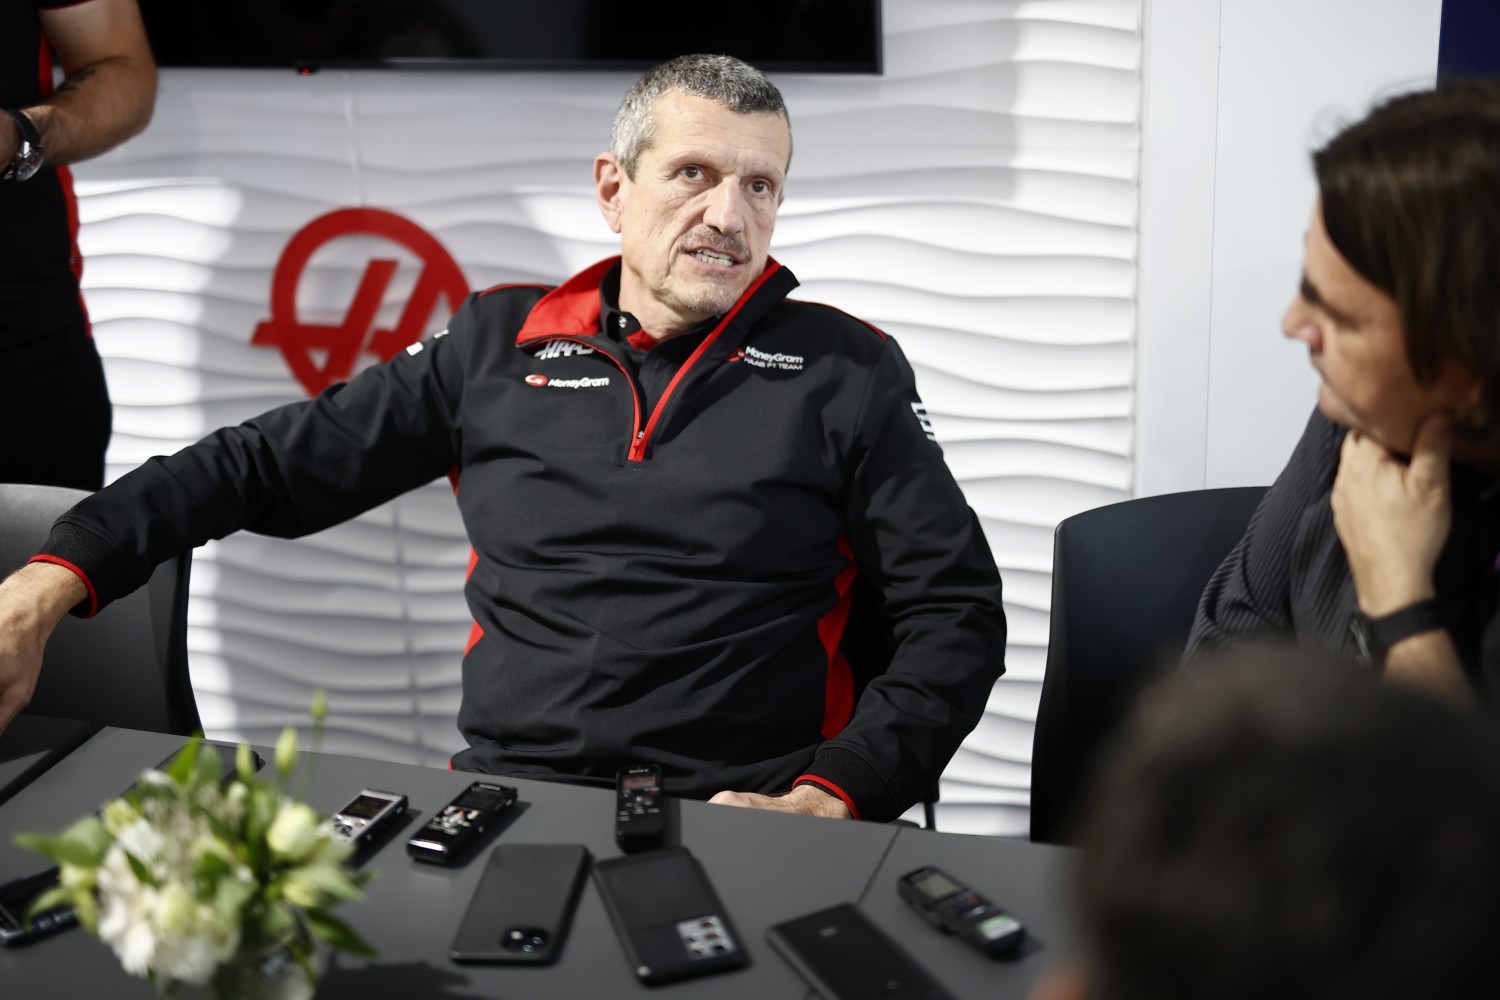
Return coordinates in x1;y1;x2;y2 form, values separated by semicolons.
35;256;1007;821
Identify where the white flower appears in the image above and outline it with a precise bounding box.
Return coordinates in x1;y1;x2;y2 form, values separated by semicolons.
113;818;165;869
96;844;160;977
266;801;322;862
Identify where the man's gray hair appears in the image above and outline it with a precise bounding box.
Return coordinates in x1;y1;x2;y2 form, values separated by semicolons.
610;54;790;178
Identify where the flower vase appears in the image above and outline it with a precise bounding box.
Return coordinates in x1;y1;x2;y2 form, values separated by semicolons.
208;941;316;1000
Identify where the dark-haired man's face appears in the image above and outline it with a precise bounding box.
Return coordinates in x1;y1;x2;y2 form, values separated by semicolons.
594;91;790;338
1282;199;1481;453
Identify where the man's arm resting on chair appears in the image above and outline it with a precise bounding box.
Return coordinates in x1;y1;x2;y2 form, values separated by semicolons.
0;563;88;735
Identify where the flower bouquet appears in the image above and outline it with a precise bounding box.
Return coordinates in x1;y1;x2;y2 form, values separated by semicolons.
16;693;376;998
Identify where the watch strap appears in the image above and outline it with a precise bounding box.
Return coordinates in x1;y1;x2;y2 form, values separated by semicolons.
1350;599;1445;665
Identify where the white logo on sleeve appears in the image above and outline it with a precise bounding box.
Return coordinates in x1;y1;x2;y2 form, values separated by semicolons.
911;402;936;441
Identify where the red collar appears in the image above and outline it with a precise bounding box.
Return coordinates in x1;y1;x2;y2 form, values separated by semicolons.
515;256;785;345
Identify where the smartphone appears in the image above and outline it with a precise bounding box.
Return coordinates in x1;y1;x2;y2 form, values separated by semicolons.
449;844;590;964
0;868;76;948
593;847;747;985
767;902;958;1000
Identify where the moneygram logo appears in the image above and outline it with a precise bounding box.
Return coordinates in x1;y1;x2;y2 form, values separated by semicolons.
252;208;469;397
525;374;609;389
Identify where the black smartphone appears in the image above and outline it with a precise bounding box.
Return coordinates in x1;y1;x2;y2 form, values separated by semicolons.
0;868;76;948
592;846;747;985
407;781;517;865
767;902;958;1000
449;844;590;964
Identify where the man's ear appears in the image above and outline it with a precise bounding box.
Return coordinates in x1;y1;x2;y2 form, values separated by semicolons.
594;152;626;234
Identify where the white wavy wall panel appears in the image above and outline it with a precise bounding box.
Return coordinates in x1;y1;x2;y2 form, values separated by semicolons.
73;0;1140;836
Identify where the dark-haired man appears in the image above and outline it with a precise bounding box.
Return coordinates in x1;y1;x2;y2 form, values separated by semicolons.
1189;79;1500;706
1034;653;1500;1000
0;55;1007;822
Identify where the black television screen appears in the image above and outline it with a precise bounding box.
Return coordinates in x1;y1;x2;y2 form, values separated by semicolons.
139;0;882;73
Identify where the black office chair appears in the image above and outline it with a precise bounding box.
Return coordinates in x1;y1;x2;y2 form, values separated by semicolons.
0;483;199;736
1030;486;1267;846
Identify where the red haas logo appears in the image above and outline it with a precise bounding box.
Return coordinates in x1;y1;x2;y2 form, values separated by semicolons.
726;348;747;363
525;374;549;386
252;208;469;397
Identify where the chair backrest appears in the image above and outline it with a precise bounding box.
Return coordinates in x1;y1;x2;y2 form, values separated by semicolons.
0;483;199;736
1030;486;1266;845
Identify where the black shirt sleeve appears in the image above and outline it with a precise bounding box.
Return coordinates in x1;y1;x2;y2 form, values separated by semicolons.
800;337;1007;820
37;296;475;615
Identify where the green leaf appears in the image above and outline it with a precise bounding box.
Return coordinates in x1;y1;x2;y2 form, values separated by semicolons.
13;832;65;864
195;743;224;791
25;885;75;920
194;850;232;884
275;727;298;784
73;890;98;933
236;743;256;782
214;874;256;922
61;816;113;866
165;737;202;786
125;850;158;889
20;816;112;868
304;907;378;958
282;862;365;904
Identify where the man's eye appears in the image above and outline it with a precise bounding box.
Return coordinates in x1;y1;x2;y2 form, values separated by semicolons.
680;165;702;180
750;180;770;195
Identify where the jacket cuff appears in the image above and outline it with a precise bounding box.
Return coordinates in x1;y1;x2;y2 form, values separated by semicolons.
30;521;128;619
796;745;898;822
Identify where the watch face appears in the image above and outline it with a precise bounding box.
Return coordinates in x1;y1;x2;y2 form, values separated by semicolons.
13;146;43;182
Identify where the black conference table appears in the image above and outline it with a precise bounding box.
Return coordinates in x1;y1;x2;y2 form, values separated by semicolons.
0;727;1075;999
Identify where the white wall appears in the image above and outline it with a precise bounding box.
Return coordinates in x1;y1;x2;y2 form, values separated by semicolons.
72;0;1145;837
1135;0;1442;495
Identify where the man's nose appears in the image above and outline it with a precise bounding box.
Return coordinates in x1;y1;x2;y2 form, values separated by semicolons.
703;181;746;236
1281;299;1321;351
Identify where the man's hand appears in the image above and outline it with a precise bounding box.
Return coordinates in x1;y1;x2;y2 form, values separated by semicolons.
1331;414;1471;704
1331;414;1452;616
0;563;86;735
708;784;853;820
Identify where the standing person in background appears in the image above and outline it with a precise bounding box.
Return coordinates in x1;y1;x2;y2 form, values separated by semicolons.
1;0;156;490
1033;651;1500;1000
1188;80;1500;706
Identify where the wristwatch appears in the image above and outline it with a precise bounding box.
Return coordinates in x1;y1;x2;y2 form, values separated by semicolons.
1348;599;1445;667
2;108;44;182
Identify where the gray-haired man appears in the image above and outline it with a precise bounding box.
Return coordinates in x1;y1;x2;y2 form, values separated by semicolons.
0;55;1007;822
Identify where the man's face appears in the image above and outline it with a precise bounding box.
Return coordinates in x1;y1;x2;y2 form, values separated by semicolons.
1282;199;1480;453
596;91;791;335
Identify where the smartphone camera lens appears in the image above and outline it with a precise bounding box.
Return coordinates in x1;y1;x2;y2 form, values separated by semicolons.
502;926;549;953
